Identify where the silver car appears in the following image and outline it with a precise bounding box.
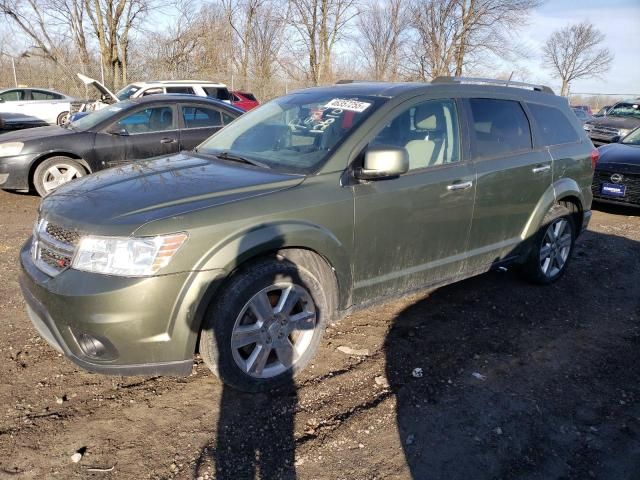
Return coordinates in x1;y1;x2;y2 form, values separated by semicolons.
0;88;75;125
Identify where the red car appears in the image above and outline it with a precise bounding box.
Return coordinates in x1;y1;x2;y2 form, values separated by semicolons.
231;91;260;111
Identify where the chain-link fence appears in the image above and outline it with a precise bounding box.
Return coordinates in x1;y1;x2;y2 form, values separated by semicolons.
0;57;316;102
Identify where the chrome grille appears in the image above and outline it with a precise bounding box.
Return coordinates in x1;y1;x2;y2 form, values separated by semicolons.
32;220;80;276
592;170;640;205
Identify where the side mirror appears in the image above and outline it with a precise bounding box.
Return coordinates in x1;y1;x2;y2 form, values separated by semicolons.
355;145;409;180
106;126;129;136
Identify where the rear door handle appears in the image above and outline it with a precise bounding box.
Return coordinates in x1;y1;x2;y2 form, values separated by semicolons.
532;164;551;174
160;137;177;144
446;181;473;191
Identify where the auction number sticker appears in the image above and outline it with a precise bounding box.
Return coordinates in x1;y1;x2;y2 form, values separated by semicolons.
324;98;371;112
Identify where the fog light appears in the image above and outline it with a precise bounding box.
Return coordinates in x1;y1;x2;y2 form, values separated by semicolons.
78;333;107;358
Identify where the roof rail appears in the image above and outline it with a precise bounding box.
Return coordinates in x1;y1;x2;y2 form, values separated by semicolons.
432;76;554;94
335;79;383;84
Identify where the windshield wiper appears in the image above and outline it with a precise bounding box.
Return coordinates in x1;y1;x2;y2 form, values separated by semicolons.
215;151;270;169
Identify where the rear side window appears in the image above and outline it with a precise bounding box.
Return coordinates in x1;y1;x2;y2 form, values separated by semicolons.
166;86;195;95
31;90;58;100
469;99;532;158
528;103;580;146
204;87;231;101
181;106;223;128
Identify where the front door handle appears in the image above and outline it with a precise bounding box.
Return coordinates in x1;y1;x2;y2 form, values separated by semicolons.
532;164;551;174
160;137;177;144
446;181;473;191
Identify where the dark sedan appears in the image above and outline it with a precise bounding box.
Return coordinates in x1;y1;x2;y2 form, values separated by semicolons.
0;112;49;134
592;127;640;208
0;95;243;196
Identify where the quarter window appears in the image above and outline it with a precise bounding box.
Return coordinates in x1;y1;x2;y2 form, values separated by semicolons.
527;103;580;146
469;99;532;157
182;106;223;128
370;99;460;170
116;106;175;134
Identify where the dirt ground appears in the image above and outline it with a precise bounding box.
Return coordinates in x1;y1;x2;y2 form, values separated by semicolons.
0;188;639;480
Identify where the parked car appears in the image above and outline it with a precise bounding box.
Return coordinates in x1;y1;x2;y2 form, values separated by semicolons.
0;112;49;134
571;107;593;124
0;87;75;125
584;98;640;145
19;77;596;392
0;95;243;196
591;126;640;208
231;91;260;111
593;105;612;117
571;104;592;116
73;74;232;115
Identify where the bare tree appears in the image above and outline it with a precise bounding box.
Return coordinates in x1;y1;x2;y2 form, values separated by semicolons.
542;21;613;96
408;0;540;81
355;0;408;80
288;0;358;85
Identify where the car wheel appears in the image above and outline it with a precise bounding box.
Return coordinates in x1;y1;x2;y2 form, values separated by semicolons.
33;156;86;197
200;256;332;392
522;203;576;284
56;111;69;125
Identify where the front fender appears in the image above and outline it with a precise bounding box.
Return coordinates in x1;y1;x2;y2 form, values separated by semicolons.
521;177;584;240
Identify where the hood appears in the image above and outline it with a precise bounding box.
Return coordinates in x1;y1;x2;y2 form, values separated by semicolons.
587;115;640;130
40;152;305;233
0;125;73;142
77;73;119;103
597;142;640;167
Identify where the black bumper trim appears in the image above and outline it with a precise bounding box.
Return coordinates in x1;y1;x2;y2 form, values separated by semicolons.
19;274;193;377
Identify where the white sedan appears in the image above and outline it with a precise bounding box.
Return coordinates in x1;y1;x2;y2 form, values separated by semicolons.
0;88;75;125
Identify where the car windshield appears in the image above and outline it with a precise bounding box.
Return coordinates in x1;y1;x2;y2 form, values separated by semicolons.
116;84;141;101
572;109;588;120
621;127;640;145
608;102;640;118
70;103;133;131
197;92;385;174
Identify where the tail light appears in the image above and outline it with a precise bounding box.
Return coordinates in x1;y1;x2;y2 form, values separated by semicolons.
591;149;599;169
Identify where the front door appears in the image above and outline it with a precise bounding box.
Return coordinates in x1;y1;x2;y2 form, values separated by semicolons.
352;98;476;303
107;104;180;166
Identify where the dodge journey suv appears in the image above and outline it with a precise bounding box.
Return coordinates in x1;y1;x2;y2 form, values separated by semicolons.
20;77;596;392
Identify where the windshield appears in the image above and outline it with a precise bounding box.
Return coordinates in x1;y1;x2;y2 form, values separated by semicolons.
621;127;640;145
608;102;640;118
70;103;132;131
197;92;385;174
116;84;141;101
572;109;588;120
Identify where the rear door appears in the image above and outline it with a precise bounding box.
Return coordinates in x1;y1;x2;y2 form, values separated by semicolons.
105;104;180;165
178;103;228;150
464;97;552;272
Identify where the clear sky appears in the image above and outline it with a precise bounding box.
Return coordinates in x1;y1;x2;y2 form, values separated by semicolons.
511;0;640;96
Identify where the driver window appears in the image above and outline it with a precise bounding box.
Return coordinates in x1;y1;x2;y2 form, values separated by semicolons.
370;99;460;170
115;106;175;134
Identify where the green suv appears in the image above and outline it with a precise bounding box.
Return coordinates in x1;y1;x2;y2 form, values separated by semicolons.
19;78;596;391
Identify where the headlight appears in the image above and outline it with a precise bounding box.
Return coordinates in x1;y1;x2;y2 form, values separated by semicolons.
72;233;188;276
0;142;24;157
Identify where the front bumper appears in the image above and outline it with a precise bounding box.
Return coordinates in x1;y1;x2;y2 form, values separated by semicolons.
0;153;39;190
19;239;224;376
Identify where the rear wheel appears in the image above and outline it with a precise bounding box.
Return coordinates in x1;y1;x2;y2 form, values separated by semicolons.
56;111;69;125
199;256;332;392
522;203;576;284
33;156;85;197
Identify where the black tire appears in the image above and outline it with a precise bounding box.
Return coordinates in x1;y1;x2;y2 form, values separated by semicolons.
56;111;69;125
199;254;333;392
33;156;85;197
521;203;576;285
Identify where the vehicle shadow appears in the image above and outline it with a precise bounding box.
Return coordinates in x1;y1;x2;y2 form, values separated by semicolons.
193;231;309;479
384;230;640;479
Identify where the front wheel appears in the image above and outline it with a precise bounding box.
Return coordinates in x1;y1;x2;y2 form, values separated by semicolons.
199;257;331;392
522;204;576;284
33;156;86;196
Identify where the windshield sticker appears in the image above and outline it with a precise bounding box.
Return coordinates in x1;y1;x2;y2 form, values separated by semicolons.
324;98;371;113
